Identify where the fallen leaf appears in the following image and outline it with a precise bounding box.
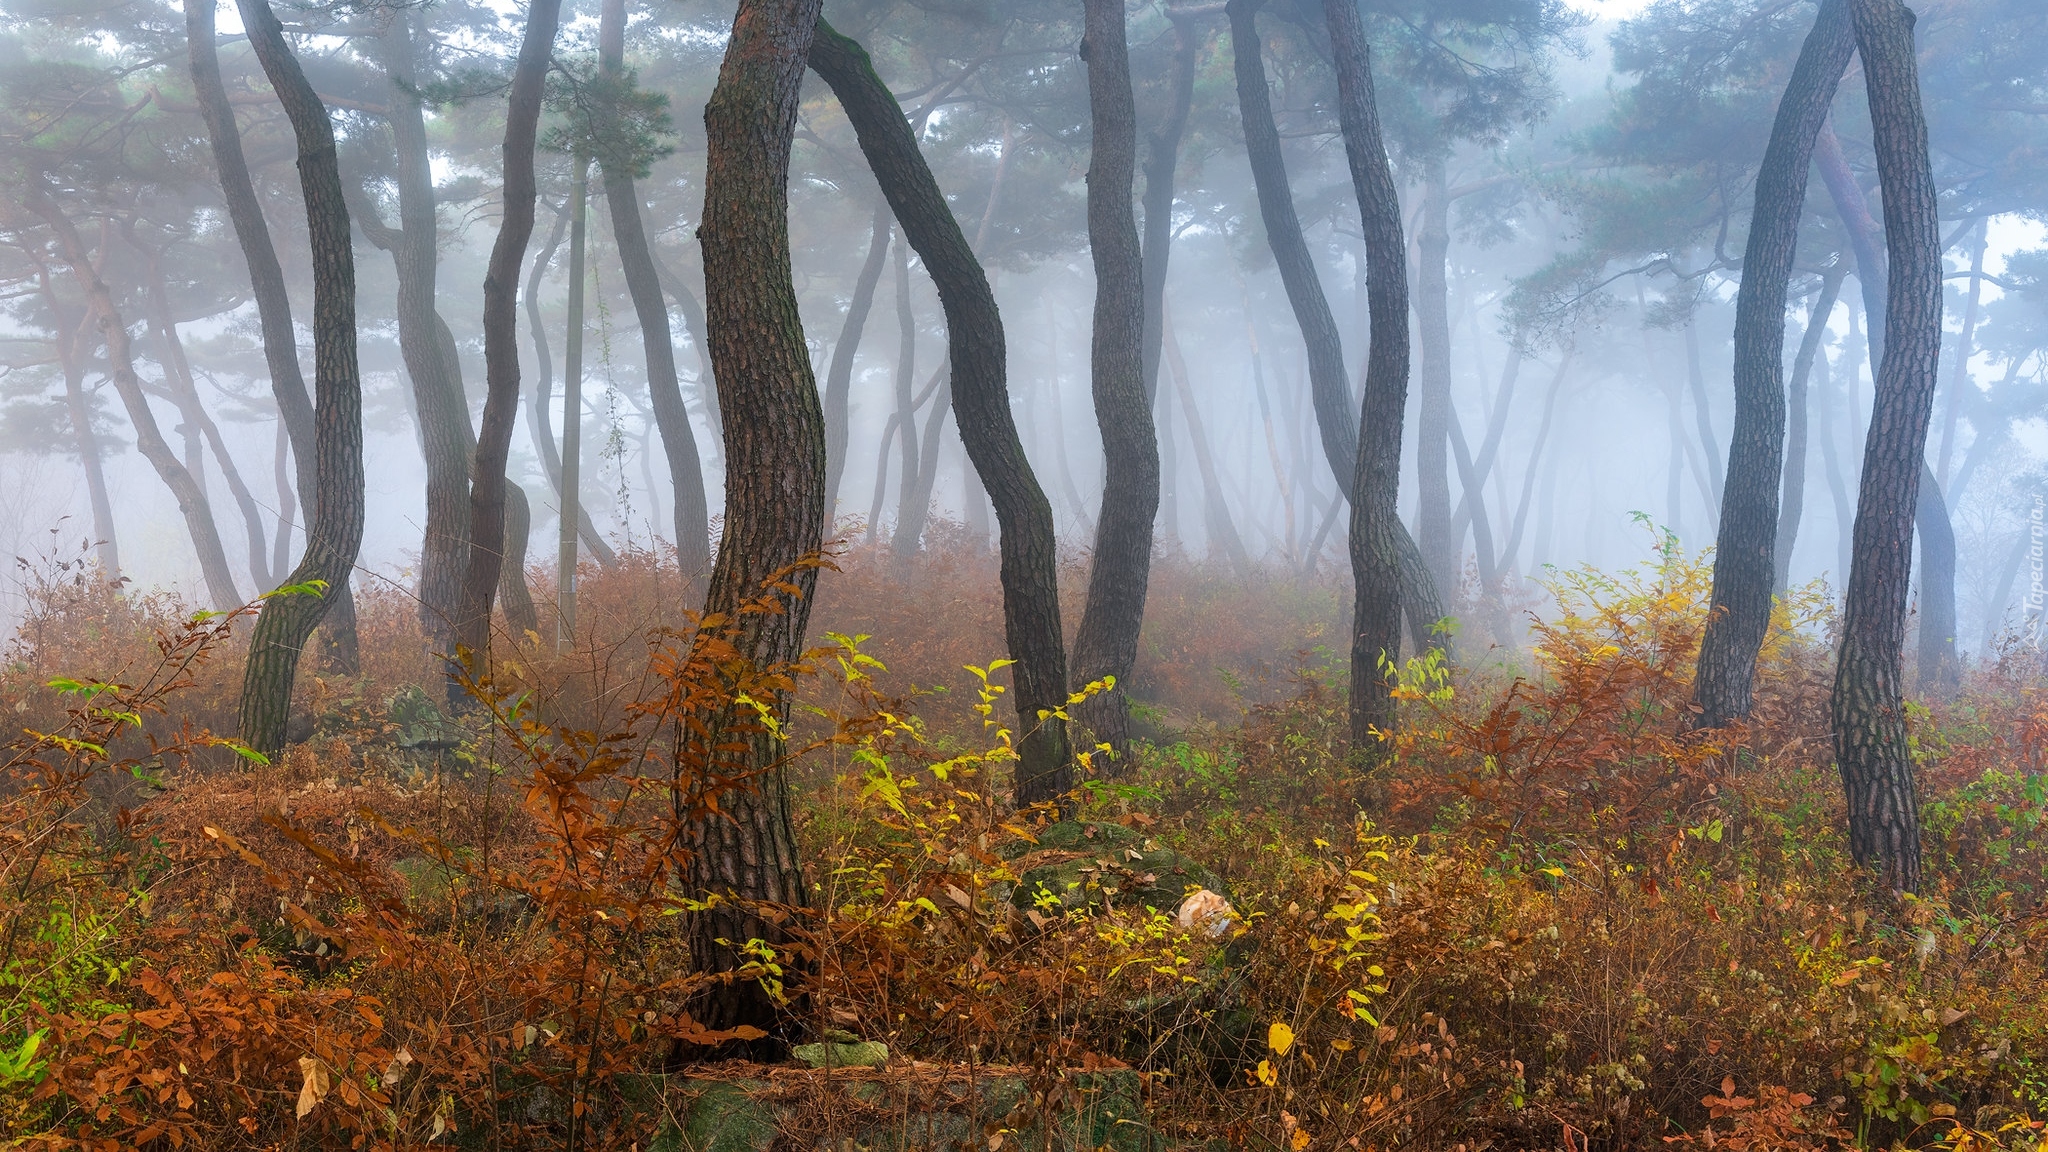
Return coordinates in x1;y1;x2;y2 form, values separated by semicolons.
296;1056;330;1119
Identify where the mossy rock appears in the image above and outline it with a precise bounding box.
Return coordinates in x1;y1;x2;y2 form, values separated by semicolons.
1007;822;1227;918
650;1079;777;1152
791;1029;889;1069
388;685;462;751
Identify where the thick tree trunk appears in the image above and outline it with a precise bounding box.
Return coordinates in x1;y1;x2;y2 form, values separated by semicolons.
1777;268;1846;594
599;0;713;594
1327;0;1410;743
1831;0;1942;894
526;198;621;567
1228;0;1442;651
810;21;1075;806
1692;0;1853;729
28;195;243;615
823;202;891;521
233;0;364;753
456;0;562;666
374;14;478;656
687;0;825;1056
1070;0;1160;765
1413;160;1457;597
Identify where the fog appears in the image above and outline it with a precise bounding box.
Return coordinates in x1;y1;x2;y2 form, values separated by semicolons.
2;0;2045;666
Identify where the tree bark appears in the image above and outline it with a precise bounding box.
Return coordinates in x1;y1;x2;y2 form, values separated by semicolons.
598;0;713;594
526;198;621;567
687;0;825;1055
1413;159;1457;597
1228;0;1443;653
1777;268;1847;594
823;202;891;521
810;20;1075;806
894;365;955;558
232;0;364;754
1140;9;1200;403
1327;0;1410;743
889;238;921;542
1692;0;1853;729
456;0;562;666
27;195;243;615
1915;463;1958;692
1831;0;1942;895
272;415;294;578
1070;0;1160;765
43;286;120;577
558;156;590;649
1814;349;1856;585
1163;304;1251;576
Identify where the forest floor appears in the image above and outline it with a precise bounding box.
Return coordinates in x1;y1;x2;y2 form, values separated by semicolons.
3;532;2048;1150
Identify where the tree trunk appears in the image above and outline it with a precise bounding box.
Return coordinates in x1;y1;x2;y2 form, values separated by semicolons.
233;0;364;754
894;363;955;559
28;195;243;615
1327;0;1410;742
1814;349;1856;586
823;202;891;522
456;0;562;666
45;290;120;576
1227;0;1442;653
1915;463;1958;692
1692;0;1853;729
1831;0;1942;895
1069;0;1160;765
1413;159;1457;597
526;198;621;567
810;20;1075;806
272;416;294;578
1685;319;1725;507
889;239;921;543
1163;304;1252;576
1935;223;1985;484
687;0;825;1055
1450;346;1522;551
598;0;713;594
1140;9;1200;403
374;13;478;657
558;156;591;650
1777;268;1847;594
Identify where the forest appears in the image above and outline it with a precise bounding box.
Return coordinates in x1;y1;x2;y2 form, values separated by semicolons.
2;0;2047;1146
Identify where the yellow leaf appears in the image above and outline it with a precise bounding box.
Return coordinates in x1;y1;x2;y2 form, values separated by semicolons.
1253;1058;1277;1086
1292;1128;1313;1151
1268;1021;1296;1055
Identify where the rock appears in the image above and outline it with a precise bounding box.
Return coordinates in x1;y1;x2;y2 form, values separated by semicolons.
791;1029;889;1069
1006;822;1228;918
388;685;461;752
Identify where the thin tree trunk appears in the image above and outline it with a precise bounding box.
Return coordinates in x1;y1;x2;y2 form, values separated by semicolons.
894;363;954;559
812;20;1073;806
1777;268;1847;594
1692;0;1853;728
1814;349;1856;586
1140;9;1200;402
28;196;243;615
1328;0;1412;737
272;415;294;578
1832;0;1943;894
1916;464;1958;692
1450;346;1522;551
1070;0;1160;764
1685;319;1725;506
598;0;712;594
1497;358;1567;576
1935;222;1986;484
1228;0;1442;653
1413;159;1457;595
558;156;590;649
687;0;825;1054
823;201;891;521
457;0;562;664
234;0;364;752
45;290;120;576
527;197;621;567
889;239;921;539
1163;305;1251;576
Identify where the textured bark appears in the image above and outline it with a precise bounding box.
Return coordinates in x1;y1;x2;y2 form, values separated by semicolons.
1692;0;1853;729
526;200;620;567
1777;269;1846;594
1413;161;1456;596
1327;0;1409;744
1831;0;1941;894
28;194;242;615
687;0;824;1055
810;20;1074;806
599;0;712;594
233;0;364;754
1140;10;1200;402
373;14;477;654
1070;0;1160;765
456;0;562;665
1228;0;1441;654
823;202;891;521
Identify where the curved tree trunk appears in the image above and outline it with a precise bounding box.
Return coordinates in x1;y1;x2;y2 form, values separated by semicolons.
810;20;1074;806
232;0;364;754
823;202;891;522
686;0;825;1056
525;199;620;567
894;365;955;557
1692;0;1853;729
28;194;243;616
1229;0;1444;656
1776;267;1847;594
1163;304;1251;576
1070;0;1160;765
456;0;562;665
599;0;713;595
1326;0;1410;743
1832;0;1943;895
44;289;120;577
